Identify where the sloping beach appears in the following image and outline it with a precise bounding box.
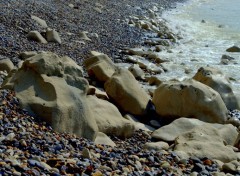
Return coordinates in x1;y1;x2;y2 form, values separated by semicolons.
0;0;240;175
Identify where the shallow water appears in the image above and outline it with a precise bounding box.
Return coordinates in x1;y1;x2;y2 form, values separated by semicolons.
158;0;240;92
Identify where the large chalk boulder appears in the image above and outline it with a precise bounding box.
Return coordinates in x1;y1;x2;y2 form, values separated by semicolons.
87;95;135;138
0;58;14;73
104;68;150;116
174;125;238;163
84;54;116;82
152;79;228;123
152;118;238;145
1;52;98;140
193;67;240;110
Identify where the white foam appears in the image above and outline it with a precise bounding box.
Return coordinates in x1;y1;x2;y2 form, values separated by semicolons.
157;0;240;92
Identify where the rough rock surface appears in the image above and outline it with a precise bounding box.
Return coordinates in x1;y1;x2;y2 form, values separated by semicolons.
152;118;239;145
193;67;240;110
94;132;116;147
226;46;240;52
27;31;48;44
87;95;135;138
174;125;238;163
0;58;14;73
143;141;169;151
152;79;228;123
46;29;62;44
84;54;116;82
1;52;98;140
104;68;150;116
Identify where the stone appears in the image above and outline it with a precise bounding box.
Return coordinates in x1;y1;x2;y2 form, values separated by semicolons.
147;52;168;64
222;160;240;174
31;15;48;28
46;29;62;44
152;118;238;145
124;114;156;131
226;46;240;52
128;48;149;56
146;76;162;86
104;68;150;116
84;54;116;82
1;52;98;140
174;125;238;163
152;79;228;123
79;32;91;41
27;31;47;43
128;64;145;79
220;55;236;65
193;67;240;110
94;132;116;147
19;51;38;60
87;85;109;100
0;59;14;73
143;141;169;151
87;95;134;138
235;132;240;149
82;148;92;159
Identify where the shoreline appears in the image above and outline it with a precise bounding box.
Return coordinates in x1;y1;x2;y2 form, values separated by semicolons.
0;0;185;65
0;0;240;175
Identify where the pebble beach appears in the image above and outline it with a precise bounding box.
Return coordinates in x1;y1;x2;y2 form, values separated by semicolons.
0;0;240;176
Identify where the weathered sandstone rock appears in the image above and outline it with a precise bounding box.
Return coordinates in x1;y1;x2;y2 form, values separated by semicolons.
0;58;14;73
87;95;134;138
27;31;47;44
143;141;169;151
128;64;145;79
152;79;228;123
19;51;38;60
84;54;116;82
46;29;62;44
226;46;240;52
193;67;240;110
104;68;150;116
31;15;48;28
94;132;116;147
1;52;98;140
152;118;238;145
174;125;238;163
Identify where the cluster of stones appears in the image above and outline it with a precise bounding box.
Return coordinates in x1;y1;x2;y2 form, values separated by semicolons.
1;90;239;175
0;49;239;175
0;2;240;176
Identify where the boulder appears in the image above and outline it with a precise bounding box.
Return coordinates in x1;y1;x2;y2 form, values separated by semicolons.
87;95;135;138
84;54;116;82
79;32;91;41
31;15;48;28
1;52;98;140
0;59;14;73
235;133;240;149
87;85;109;100
220;55;236;65
226;46;240;52
27;31;47;44
174;125;238;163
152;79;228;123
46;29;62;44
152;118;238;145
128;64;145;79
193;67;240;110
104;68;150;116
94;132;116;147
143;141;169;151
222;160;240;174
19;51;38;60
124;114;156;131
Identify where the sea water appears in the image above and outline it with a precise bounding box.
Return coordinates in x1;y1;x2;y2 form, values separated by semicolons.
158;0;240;92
